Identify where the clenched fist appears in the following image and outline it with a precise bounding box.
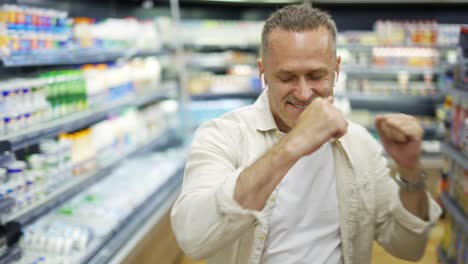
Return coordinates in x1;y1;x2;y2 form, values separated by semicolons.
285;97;348;159
375;114;423;169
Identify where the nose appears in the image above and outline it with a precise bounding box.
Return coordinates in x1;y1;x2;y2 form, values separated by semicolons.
294;78;314;102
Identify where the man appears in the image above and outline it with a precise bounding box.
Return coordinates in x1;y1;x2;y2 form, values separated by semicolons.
171;4;441;264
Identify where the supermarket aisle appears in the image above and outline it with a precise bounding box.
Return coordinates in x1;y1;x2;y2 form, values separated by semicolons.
178;220;444;264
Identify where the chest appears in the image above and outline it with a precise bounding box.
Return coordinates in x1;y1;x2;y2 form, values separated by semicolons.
236;128;376;215
270;143;339;228
275;143;336;205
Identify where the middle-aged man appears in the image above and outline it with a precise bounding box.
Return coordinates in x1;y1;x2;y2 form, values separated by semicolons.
171;4;441;264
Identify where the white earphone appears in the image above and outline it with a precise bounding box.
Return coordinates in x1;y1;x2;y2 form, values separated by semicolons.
261;73;267;89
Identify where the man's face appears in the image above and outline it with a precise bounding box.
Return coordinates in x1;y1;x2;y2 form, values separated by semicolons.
258;27;340;132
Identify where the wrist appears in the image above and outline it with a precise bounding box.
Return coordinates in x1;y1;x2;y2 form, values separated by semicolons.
396;161;428;191
395;170;427;192
277;134;303;164
397;161;422;181
282;129;329;159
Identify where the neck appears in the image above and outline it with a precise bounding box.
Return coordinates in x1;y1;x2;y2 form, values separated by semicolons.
267;90;291;133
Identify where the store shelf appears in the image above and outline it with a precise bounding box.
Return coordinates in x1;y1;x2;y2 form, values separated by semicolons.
188;62;257;73
0;89;171;151
441;142;468;170
185;44;259;53
85;165;184;264
191;91;262;100
337;43;457;51
338;93;445;102
188;64;231;74
0;152;14;165
446;171;455;183
437;246;455;264
341;65;439;75
0;198;15;215
447;87;468;102
132;48;174;58
0;141;11;153
0;48;172;67
440;192;468;234
0;245;21;264
340;93;444;116
106;181;181;264
5;128;181;226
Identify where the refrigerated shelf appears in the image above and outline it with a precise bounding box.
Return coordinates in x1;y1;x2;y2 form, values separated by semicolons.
0;152;14;166
1;48;173;67
0;89;171;151
0;198;15;216
85;165;184;264
187;64;231;74
5;128;181;226
0;245;21;264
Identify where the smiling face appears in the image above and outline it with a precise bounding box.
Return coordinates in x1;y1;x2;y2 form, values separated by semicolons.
258;27;341;132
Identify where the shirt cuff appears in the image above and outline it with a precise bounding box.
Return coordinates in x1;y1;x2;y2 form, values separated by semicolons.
391;191;442;234
215;166;269;226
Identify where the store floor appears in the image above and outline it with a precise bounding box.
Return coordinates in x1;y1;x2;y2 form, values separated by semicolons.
179;220;444;264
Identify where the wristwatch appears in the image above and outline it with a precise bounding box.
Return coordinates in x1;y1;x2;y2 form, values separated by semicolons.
394;170;427;191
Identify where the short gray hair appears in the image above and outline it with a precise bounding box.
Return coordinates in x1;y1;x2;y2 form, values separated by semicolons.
261;4;337;56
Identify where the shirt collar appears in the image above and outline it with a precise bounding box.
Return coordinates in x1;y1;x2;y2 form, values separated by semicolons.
253;89;280;132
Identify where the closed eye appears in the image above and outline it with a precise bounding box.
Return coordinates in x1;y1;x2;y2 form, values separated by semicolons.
307;74;327;81
278;75;296;83
280;77;295;83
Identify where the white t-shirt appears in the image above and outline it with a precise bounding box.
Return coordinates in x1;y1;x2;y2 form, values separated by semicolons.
260;141;343;264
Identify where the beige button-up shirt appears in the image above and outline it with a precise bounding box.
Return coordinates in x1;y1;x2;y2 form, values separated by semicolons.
171;90;442;264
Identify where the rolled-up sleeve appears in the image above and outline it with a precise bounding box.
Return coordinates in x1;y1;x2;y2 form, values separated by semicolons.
369;134;442;262
171;121;265;260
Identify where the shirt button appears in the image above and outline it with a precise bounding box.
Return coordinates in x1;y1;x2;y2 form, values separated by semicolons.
270;196;276;202
274;130;280;137
259;235;266;241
